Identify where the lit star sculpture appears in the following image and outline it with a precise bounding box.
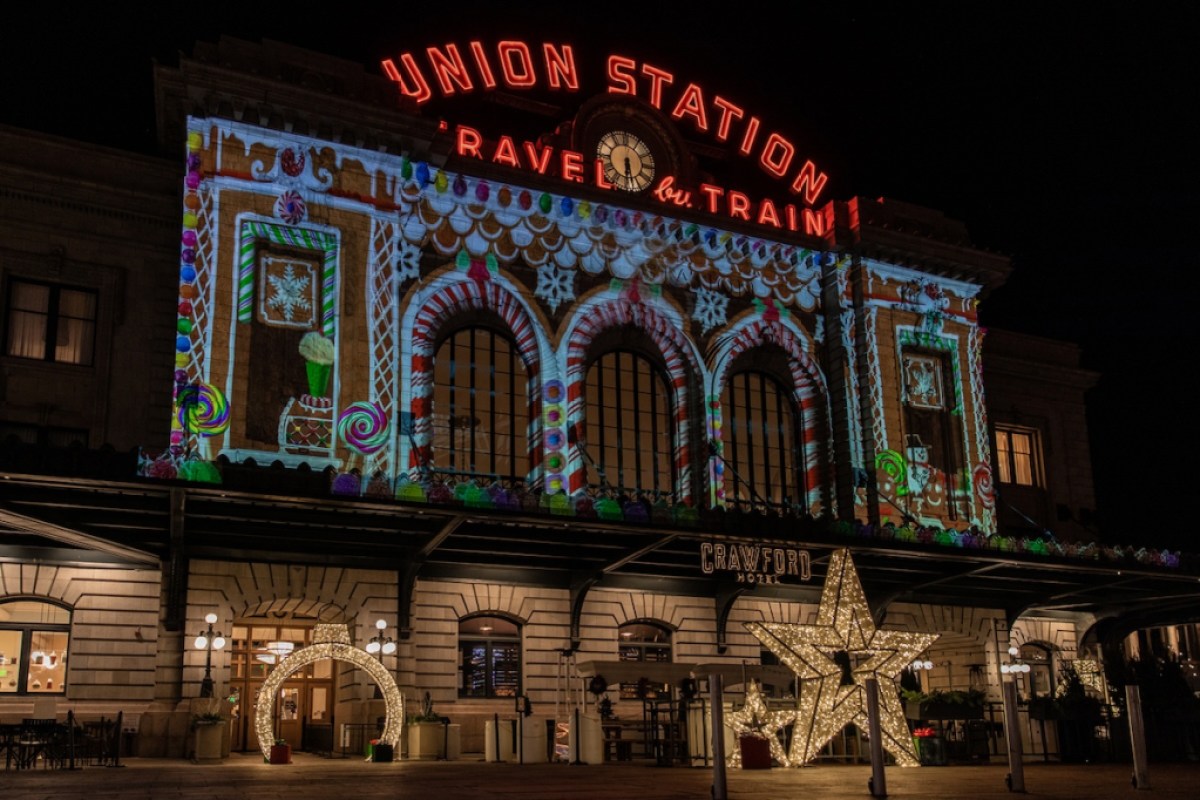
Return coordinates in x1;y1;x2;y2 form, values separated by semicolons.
746;548;938;767
724;680;796;767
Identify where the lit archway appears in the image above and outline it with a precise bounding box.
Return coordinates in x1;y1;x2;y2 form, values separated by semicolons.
254;623;403;761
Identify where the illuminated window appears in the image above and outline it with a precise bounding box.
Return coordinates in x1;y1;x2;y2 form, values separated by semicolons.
720;371;805;512
0;599;71;695
618;621;671;700
432;328;529;480
995;426;1041;487
459;615;521;699
584;351;674;496
4;280;97;365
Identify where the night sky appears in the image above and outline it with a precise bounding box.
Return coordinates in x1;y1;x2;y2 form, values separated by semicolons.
4;4;1197;549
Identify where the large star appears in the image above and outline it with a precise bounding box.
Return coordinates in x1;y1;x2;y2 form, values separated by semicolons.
746;548;938;767
724;680;796;767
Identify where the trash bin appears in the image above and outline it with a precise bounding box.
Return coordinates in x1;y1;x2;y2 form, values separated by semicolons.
739;734;771;769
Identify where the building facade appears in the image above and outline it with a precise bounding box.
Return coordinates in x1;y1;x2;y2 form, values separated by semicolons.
1;37;1194;761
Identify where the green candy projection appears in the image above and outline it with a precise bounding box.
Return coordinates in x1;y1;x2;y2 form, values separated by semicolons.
875;449;908;497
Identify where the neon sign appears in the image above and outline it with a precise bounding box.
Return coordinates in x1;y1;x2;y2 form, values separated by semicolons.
382;41;830;217
453;125;826;235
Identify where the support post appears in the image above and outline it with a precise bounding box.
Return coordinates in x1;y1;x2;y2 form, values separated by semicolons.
865;678;887;797
1126;684;1150;790
1002;679;1025;792
710;673;727;800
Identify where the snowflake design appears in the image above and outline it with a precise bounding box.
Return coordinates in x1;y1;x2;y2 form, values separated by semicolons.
692;287;728;333
535;264;575;312
267;265;311;321
395;238;421;283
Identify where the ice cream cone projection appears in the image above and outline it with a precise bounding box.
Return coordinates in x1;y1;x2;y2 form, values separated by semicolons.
337;401;391;475
299;332;334;406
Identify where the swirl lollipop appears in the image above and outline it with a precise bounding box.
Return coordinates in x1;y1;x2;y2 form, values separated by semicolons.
176;383;230;437
338;401;390;455
874;449;908;497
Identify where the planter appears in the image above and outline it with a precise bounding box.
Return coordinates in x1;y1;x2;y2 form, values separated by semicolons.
194;723;225;762
269;743;292;764
408;721;460;760
739;735;771;769
914;735;947;766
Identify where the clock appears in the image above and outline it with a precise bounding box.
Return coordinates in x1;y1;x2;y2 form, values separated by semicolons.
596;131;656;192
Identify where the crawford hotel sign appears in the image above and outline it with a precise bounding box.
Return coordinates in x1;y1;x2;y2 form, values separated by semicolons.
381;41;831;236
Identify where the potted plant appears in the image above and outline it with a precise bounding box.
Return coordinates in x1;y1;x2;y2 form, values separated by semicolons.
903;689;986;720
270;737;292;764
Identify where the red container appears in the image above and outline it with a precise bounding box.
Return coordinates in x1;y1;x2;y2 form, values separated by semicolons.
739;735;771;769
269;743;292;764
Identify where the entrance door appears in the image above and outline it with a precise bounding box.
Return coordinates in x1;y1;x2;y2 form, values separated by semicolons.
229;621;334;752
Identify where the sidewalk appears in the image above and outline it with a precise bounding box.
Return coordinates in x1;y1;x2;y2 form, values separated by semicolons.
6;753;1199;799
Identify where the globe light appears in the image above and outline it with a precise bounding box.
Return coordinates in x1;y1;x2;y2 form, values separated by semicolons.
205;613;219;625
366;640;381;654
376;619;388;631
382;641;397;655
194;635;209;650
213;636;227;650
1007;646;1020;657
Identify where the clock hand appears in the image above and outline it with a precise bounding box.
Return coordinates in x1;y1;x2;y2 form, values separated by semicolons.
623;155;633;189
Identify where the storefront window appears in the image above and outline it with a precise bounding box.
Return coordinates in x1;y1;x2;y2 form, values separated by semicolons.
459;615;521;699
0;599;71;694
618;621;672;700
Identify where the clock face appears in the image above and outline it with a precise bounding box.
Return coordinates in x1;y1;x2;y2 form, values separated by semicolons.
596;131;656;192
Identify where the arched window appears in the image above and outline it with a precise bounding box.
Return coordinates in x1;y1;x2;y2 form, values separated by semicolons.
1020;642;1054;699
584;351;674;496
0;599;71;695
433;328;529;480
720;370;805;513
459;615;521;698
618;620;672;700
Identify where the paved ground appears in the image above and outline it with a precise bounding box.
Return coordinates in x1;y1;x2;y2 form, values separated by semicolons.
6;754;1199;799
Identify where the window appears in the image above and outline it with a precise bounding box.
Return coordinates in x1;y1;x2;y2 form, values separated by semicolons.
0;421;88;449
901;348;965;520
459;615;521;698
584;351;674;495
0;599;71;695
432;328;529;480
721;371;805;512
995;426;1041;487
5;280;97;365
618;621;671;700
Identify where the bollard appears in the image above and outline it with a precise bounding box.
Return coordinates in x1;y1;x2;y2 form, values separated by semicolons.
1001;680;1025;792
865;678;887;797
1126;685;1150;790
710;673;727;800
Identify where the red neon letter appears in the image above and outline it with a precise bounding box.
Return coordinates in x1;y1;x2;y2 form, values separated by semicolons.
456;125;483;158
641;63;675;108
498;41;536;88
561;149;585;182
426;45;473;95
607;55;637;95
759;133;795;177
712;96;744;142
739;116;761;156
671;83;708;131
699;183;724;214
381;55;432;104
543;44;579;90
785;204;798;231
803;208;826;236
469;41;497;89
728;191;751;221
790;159;829;205
757;198;781;228
523;141;553;174
594;159;613;189
492;136;520;167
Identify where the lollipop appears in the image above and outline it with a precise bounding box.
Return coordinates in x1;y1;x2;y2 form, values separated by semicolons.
338;401;390;455
176;383;230;436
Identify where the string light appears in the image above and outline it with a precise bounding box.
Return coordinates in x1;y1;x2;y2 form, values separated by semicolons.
747;548;938;767
724;680;795;767
254;623;403;762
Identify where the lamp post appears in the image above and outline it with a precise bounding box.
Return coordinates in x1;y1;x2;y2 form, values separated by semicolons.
193;612;226;698
365;619;396;701
999;646;1028;792
365;618;396;659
